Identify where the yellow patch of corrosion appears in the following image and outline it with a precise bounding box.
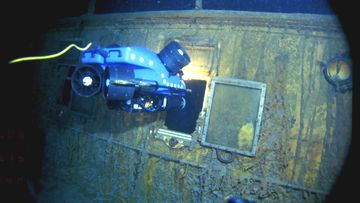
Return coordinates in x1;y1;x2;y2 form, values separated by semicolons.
304;141;323;187
293;142;309;182
144;157;157;197
303;103;327;186
238;122;254;151
286;138;298;179
181;147;208;164
158;34;165;40
179;168;185;178
230;159;253;180
246;67;257;80
135;128;143;144
194;149;203;163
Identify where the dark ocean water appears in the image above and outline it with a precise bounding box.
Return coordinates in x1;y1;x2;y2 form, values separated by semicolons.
95;0;334;14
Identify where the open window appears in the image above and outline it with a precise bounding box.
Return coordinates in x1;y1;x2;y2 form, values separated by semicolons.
155;37;219;148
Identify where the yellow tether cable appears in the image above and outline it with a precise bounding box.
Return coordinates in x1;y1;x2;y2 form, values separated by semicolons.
9;42;92;64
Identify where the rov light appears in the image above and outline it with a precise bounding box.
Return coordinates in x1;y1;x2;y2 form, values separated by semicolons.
71;65;102;97
181;65;210;81
82;76;93;86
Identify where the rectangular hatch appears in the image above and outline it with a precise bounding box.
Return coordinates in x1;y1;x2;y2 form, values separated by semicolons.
201;77;266;157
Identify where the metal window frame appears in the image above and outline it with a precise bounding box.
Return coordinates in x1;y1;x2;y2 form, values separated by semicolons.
201;77;266;157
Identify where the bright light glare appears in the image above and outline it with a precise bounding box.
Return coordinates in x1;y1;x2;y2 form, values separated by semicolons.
181;65;210;81
82;76;93;86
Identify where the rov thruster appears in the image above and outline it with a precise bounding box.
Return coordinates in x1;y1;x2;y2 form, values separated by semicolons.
70;41;191;112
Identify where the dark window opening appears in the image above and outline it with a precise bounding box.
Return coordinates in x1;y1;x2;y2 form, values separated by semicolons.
165;80;206;134
57;63;95;117
58;79;72;106
69;93;96;117
58;66;76;106
95;0;195;14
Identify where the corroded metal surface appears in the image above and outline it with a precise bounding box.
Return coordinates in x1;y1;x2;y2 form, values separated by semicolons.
33;10;351;202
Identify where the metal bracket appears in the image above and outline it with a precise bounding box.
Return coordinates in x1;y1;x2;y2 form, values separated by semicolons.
155;128;193;149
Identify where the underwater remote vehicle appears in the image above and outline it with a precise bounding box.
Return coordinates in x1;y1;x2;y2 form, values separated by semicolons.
71;41;191;112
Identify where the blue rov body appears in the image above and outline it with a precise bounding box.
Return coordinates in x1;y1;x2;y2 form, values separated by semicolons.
71;41;190;112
